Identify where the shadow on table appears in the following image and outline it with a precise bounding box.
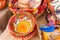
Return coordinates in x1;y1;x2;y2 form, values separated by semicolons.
0;10;13;34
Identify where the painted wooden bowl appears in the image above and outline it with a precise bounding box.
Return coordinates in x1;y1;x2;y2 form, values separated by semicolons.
8;12;37;40
9;0;47;18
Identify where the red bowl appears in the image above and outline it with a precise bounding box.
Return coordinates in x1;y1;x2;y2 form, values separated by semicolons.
8;12;36;39
9;0;47;18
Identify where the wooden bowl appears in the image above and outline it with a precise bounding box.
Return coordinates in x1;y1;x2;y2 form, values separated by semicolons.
9;0;47;18
8;12;37;40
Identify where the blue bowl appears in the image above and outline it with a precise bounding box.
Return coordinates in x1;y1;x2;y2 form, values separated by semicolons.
40;25;55;32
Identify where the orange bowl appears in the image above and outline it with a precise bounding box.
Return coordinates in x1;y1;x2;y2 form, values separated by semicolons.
9;0;47;18
0;0;6;10
8;12;36;39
